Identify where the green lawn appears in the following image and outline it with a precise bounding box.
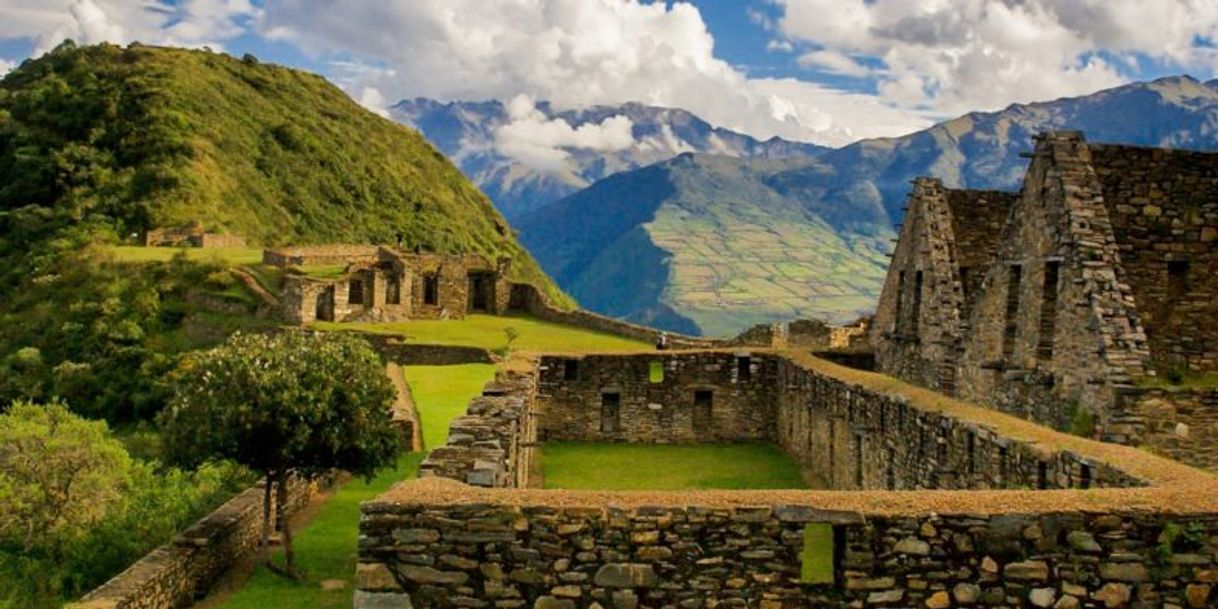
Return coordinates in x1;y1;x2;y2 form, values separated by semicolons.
108;245;265;265
541;442;809;490
314;314;651;354
401;364;497;450
212;364;493;609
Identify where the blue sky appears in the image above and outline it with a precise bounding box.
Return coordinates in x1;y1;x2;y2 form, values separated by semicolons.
2;1;1217;145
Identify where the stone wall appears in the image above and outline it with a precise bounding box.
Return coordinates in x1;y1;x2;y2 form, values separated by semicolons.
1090;144;1218;372
66;478;320;609
536;353;777;444
419;371;539;487
957;132;1152;442
361;334;496;365
357;486;1218;609
508;284;722;349
1136;387;1218;472
262;244;380;267
532;352;1135;491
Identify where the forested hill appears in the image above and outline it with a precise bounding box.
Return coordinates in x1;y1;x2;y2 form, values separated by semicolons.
0;41;561;297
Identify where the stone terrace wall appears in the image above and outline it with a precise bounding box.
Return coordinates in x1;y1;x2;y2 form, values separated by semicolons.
262;244;380;267
66;478;318;609
508;284;723;349
1090;144;1218;372
536;352;777;444
774;357;1139;492
1137;387;1218;472
357;483;1218;609
419;372;539;488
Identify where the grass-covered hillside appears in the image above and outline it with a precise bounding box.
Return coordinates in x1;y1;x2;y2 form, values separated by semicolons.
0;41;569;422
0;41;564;295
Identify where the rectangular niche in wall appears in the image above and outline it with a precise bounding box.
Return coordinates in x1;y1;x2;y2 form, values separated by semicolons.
600;392;621;433
693;390;713;430
563;359;579;381
1037;260;1060;361
348;278;364;305
423;274;439;305
737;356;752;382
1001;264;1023;362
386;276;401;305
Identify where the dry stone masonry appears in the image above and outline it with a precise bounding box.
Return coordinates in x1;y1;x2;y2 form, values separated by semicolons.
872;132;1218;470
358;349;1218;609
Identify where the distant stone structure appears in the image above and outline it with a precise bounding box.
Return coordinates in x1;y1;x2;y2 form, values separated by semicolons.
267;246;512;323
142;221;246;248
873;131;1218;462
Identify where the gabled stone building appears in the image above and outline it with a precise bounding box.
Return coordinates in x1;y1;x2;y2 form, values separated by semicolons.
873;131;1218;451
268;245;512;324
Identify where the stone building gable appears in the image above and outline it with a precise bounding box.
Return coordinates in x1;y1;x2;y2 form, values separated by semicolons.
956;132;1151;438
872;178;1012;395
1089;143;1218;372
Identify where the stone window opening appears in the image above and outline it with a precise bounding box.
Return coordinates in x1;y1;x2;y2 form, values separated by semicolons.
998;446;1009;486
959;266;973;314
885;448;896;490
693;389;713;431
1079;463;1092;490
649;361;665;383
1037;461;1048;490
893;270;906;333
423;274;439;306
798;523;840;585
966;432;976;475
736;356;752;382
853;433;864;488
1168;260;1190;299
1037;260;1060;361
910;270;924;334
386;275;401;305
600;392;621;433
347;278;365;305
1002;264;1023;362
563;359;579;381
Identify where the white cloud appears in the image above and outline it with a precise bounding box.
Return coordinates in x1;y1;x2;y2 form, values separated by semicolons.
0;0;258;56
0;58;15;78
797;50;873;77
776;0;1218;115
357;86;390;118
766;39;794;53
258;0;932;146
493;95;635;171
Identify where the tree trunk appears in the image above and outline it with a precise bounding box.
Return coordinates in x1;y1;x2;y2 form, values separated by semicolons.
259;472;273;564
276;471;300;579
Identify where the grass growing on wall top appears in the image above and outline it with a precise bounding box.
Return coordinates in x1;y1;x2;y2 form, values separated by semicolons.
314;314;651;354
541;442;810;490
108;246;267;265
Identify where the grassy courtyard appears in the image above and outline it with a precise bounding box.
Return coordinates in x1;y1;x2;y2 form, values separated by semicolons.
314;313;651;353
541;442;808;490
108;245;266;265
210;364;493;609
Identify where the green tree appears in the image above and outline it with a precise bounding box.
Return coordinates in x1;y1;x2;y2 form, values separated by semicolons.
0;400;131;552
159;331;402;578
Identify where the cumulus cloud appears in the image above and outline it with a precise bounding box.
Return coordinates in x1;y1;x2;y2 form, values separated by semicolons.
0;58;15;78
258;0;932;146
492;95;635;171
776;0;1218;115
0;0;258;56
357;86;390;118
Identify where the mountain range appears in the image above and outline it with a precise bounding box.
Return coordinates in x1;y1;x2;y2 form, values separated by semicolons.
403;76;1218;337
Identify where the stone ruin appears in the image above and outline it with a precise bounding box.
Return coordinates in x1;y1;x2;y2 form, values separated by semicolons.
266;245;513;323
872;131;1218;470
142;220;246;248
357;349;1218;609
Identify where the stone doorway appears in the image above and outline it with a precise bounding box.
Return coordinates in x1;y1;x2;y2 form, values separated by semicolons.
314;286;335;322
468;272;494;312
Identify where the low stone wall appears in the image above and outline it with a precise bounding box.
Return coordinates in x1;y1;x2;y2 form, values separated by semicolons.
361;334;496;365
67;477;320;609
262;244;380;267
418;371;538;487
536;352;777;444
1137;387;1218;472
193;233;246;248
508;283;722;349
357;483;1218;609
